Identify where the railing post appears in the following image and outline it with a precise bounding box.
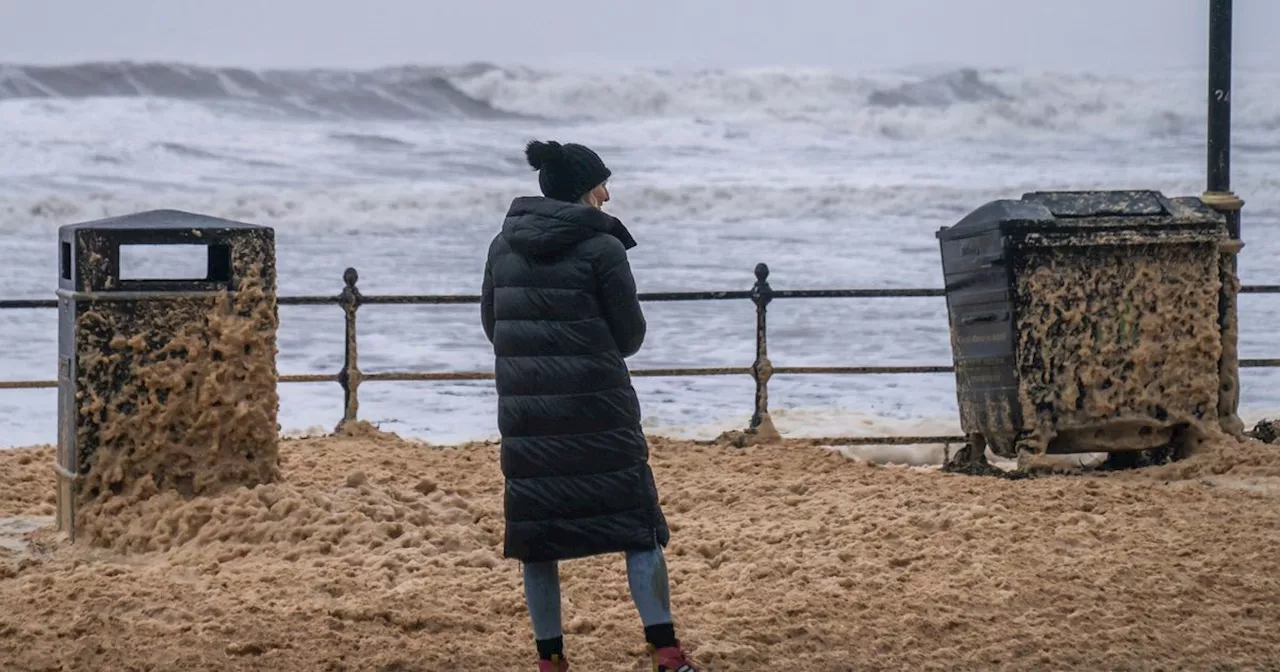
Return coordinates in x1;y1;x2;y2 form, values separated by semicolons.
1203;0;1246;437
1206;0;1233;204
748;263;781;442
337;267;363;429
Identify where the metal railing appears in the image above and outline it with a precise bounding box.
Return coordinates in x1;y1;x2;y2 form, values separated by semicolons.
4;263;1280;446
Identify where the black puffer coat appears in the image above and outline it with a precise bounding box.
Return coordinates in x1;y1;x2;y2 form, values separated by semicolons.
481;196;670;563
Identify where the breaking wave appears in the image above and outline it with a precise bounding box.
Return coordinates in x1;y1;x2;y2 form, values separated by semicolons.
1;61;1277;134
0;62;519;120
867;68;1011;108
328;132;417;151
444;63;1280;135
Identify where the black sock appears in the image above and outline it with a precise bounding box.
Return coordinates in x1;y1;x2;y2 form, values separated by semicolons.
645;622;678;649
535;636;564;660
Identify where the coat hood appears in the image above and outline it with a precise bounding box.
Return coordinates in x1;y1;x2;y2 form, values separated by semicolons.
501;196;636;258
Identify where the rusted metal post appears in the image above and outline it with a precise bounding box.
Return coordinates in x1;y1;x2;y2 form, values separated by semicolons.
337;267;363;428
1203;0;1246;437
748;263;781;442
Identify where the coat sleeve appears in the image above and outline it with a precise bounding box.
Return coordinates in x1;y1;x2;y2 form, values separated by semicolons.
481;257;496;344
594;237;646;358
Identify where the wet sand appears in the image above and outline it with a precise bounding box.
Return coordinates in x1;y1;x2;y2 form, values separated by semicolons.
2;426;1279;671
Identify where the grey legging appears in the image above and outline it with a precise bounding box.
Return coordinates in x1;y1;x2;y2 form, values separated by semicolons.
523;546;673;640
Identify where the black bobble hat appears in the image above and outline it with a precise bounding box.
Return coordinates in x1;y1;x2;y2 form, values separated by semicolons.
524;140;612;203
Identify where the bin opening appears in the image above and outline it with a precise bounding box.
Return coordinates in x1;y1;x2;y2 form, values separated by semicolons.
117;243;232;283
61;242;72;280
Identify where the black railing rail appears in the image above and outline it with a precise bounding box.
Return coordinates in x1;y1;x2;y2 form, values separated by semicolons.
4;264;1280;446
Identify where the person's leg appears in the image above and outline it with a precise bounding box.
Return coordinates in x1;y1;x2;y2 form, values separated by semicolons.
625;546;675;638
627;546;697;669
522;560;565;662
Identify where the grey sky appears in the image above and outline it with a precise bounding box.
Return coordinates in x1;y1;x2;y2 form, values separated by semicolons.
1;0;1276;73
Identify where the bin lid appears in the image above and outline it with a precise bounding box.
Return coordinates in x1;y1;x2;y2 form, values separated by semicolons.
1023;190;1171;218
59;209;267;235
937;190;1226;243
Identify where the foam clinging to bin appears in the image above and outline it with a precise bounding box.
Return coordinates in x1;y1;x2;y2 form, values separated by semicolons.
1014;241;1222;451
73;265;279;545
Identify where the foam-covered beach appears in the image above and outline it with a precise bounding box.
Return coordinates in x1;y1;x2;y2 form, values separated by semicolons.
3;424;1278;670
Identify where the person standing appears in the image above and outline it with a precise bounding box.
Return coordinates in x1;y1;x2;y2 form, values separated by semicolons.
481;140;699;672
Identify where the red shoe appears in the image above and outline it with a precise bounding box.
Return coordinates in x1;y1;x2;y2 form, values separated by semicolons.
648;644;699;672
537;654;569;672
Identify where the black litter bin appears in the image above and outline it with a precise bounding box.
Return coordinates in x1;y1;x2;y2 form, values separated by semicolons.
56;209;278;540
936;190;1229;460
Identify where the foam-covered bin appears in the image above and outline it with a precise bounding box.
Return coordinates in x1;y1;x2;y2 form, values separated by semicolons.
56;209;278;540
936;190;1229;458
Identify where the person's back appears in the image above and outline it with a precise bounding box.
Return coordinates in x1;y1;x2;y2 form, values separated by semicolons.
481;140;699;672
485;193;655;559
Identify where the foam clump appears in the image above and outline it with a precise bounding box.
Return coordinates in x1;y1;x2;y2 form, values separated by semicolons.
84;460;493;561
1250;418;1280;444
56;426;496;559
1125;427;1280;481
334;419;405;442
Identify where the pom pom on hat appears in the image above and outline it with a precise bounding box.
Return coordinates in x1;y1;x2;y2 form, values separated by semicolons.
524;140;564;170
